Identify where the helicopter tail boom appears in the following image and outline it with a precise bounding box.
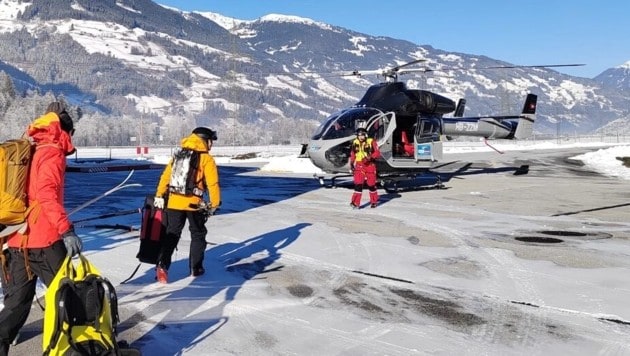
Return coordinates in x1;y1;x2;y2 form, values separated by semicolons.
442;94;537;140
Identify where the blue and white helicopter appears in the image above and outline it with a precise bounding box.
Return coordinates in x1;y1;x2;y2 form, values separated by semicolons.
305;60;581;190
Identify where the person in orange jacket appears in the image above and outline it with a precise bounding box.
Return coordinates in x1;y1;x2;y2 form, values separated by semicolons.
153;127;221;283
349;127;381;208
0;102;82;355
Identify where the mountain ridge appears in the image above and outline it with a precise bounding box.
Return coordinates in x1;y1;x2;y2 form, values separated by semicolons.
0;0;629;145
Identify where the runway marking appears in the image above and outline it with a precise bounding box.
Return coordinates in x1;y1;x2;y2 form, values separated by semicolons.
351;270;414;284
510;299;630;326
551;202;630;216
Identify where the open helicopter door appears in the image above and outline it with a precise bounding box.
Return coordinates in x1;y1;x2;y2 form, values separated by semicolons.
414;117;443;162
366;111;396;163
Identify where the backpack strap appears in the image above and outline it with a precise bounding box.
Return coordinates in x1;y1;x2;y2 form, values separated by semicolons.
120;263;141;285
102;278;120;329
0;201;40;282
17;200;41;281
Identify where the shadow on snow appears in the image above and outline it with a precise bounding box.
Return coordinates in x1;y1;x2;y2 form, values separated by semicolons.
118;223;310;354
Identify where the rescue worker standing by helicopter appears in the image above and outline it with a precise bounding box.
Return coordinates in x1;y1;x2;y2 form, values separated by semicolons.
349;127;381;208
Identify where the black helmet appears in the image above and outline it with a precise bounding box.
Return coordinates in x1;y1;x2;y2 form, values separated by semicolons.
58;111;74;135
46;101;74;134
192;127;217;141
356;128;367;135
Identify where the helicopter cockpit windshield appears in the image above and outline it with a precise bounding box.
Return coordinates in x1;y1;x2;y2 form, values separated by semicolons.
311;107;383;140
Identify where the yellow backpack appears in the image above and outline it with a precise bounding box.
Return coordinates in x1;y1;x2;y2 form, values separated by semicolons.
0;138;32;228
43;255;120;356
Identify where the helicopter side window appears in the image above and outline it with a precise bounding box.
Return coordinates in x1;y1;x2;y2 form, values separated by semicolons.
416;118;441;143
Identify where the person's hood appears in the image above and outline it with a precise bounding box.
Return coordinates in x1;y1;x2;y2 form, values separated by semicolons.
27;112;76;155
180;133;209;152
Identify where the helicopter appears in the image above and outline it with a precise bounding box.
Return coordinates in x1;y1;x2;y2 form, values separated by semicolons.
305;59;581;191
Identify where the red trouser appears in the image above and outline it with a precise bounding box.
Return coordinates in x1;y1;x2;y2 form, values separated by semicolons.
351;162;378;206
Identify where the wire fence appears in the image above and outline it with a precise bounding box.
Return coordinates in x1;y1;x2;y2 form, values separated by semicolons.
71;135;630;161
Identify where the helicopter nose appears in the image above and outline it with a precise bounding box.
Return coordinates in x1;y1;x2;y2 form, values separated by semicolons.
307;141;325;168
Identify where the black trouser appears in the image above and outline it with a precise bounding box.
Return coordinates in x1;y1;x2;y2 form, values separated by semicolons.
0;241;66;356
157;209;208;272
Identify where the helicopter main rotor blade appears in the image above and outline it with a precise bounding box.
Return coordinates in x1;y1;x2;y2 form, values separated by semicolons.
397;67;435;75
346;59;430;78
392;58;427;71
345;69;385;77
477;64;585;69
295;61;584;80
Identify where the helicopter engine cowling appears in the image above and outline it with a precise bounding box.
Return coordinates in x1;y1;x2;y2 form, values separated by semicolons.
408;90;457;115
355;82;457;116
356;82;411;113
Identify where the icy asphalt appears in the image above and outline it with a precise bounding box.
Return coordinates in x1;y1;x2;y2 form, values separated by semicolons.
11;146;630;355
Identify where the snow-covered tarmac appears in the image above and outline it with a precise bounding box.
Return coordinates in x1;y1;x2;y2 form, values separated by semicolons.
9;143;630;355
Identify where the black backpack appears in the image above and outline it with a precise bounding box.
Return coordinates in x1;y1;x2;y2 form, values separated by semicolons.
43;255;121;355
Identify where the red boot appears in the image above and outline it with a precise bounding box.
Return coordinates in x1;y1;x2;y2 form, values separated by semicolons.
369;191;378;208
350;192;362;208
156;266;168;284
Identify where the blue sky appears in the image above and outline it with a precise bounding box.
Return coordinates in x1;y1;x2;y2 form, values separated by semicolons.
157;0;629;79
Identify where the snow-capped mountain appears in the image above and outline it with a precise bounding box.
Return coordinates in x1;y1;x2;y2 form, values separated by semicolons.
595;61;630;92
0;0;628;143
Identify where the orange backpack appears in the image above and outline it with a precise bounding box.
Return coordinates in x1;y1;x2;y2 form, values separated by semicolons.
0;138;32;228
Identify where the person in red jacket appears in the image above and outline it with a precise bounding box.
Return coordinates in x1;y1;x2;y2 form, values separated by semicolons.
349;127;381;208
0;102;82;355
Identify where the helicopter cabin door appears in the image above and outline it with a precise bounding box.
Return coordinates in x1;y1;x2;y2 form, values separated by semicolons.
414;117;443;161
367;112;394;153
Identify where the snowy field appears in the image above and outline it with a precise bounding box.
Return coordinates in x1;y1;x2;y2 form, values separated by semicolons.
5;140;630;355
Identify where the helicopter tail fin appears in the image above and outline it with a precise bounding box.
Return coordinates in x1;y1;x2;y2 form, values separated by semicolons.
514;94;537;139
454;99;466;117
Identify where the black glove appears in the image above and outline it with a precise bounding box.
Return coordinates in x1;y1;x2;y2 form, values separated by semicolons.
62;228;83;257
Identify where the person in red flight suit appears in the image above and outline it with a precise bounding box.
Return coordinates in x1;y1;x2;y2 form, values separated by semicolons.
0;102;82;355
349;127;381;208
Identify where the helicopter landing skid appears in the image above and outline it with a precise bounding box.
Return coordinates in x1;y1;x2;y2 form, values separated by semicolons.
314;173;353;188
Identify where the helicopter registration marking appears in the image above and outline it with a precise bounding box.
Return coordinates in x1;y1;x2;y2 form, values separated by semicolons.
455;122;478;132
